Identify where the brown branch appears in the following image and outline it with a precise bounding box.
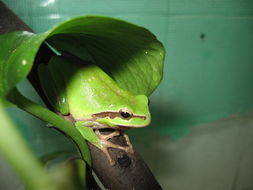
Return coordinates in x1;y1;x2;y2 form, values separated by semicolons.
0;1;162;189
0;1;31;34
88;130;162;190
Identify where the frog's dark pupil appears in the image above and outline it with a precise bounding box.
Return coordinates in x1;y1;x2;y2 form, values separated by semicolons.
121;112;131;118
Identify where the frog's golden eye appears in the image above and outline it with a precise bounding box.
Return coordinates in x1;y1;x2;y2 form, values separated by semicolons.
119;108;133;119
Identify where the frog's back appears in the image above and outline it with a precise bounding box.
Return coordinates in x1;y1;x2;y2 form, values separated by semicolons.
51;56;132;120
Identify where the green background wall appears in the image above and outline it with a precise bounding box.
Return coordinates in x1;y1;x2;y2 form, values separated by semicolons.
1;0;253;189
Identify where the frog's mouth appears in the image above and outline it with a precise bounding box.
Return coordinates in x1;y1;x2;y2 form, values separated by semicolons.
115;125;147;130
88;121;148;130
91;111;149;129
92;111;147;120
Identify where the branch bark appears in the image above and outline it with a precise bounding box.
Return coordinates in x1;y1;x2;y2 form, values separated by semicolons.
0;1;162;189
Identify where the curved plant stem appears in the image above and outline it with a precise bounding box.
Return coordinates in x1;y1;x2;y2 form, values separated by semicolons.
7;88;91;166
0;104;57;190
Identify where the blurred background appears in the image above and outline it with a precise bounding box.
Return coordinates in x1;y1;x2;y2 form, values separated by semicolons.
1;0;253;189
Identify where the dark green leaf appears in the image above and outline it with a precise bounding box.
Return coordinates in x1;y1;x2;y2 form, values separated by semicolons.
0;16;165;105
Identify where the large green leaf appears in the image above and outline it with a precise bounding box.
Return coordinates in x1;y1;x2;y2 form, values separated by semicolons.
0;31;46;105
46;16;165;96
0;16;165;105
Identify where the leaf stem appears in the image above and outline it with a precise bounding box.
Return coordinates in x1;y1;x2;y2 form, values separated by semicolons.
8;88;91;166
0;104;57;190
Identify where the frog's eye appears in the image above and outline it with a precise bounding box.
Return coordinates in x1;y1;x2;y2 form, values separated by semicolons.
121;112;131;118
120;108;133;119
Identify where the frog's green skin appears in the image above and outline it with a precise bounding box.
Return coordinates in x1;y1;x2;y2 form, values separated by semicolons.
38;56;150;150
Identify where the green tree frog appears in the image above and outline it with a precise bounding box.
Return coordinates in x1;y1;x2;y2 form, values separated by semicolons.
38;56;151;164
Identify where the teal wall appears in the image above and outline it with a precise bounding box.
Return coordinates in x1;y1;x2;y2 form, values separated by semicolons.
2;0;253;189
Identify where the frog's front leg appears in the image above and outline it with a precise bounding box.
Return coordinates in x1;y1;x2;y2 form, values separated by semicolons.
122;133;134;153
94;129;134;165
75;121;134;165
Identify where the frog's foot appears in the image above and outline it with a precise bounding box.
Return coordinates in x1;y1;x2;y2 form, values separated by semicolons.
95;129;134;165
122;133;134;153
